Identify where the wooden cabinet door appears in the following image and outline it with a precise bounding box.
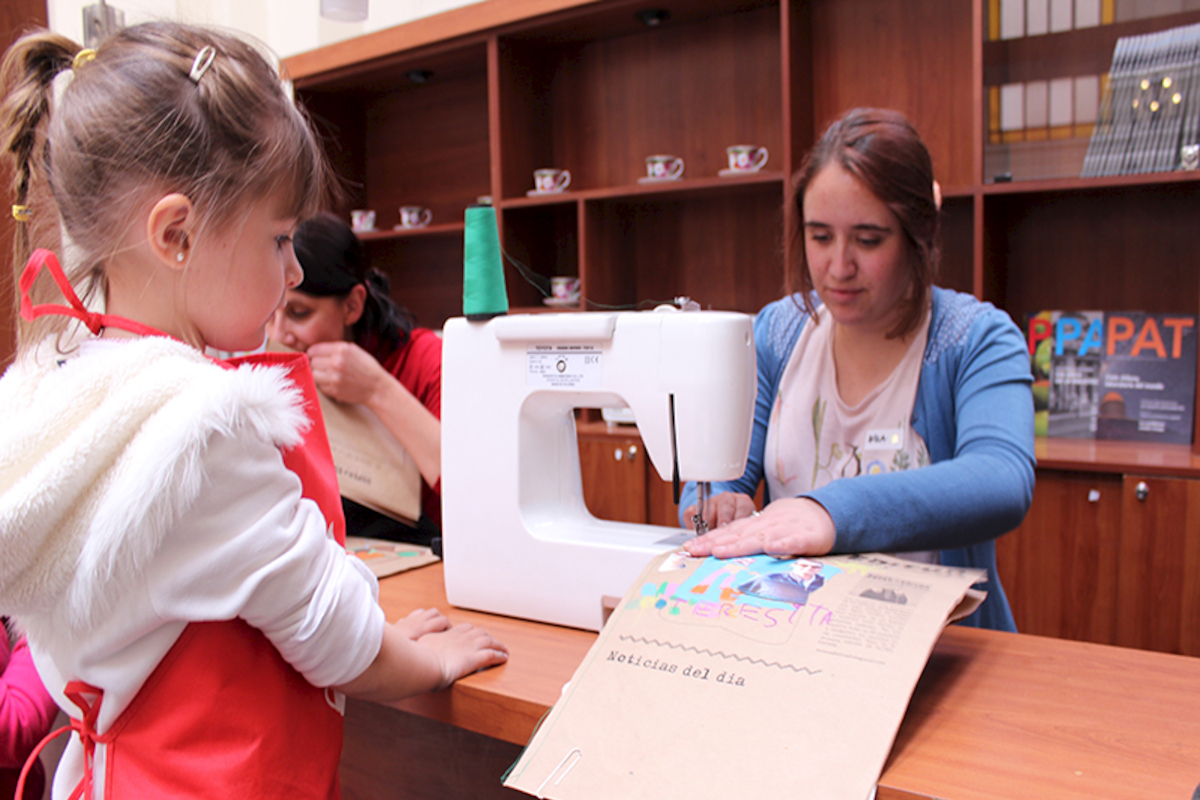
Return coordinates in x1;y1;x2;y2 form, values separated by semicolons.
578;434;647;524
1116;475;1200;657
995;469;1122;644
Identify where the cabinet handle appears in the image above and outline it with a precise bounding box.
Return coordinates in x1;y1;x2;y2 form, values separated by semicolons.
1135;481;1149;502
612;446;638;463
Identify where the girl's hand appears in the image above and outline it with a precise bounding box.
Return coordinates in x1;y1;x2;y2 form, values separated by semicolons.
681;491;757;530
392;607;449;640
420;623;509;690
307;340;389;405
683;497;836;559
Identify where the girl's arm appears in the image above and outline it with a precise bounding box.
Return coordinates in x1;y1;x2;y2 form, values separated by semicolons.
333;620;507;703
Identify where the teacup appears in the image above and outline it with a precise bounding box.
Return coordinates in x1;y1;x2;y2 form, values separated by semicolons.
726;144;769;172
350;209;376;232
534;168;571;193
645;155;684;180
550;276;580;301
1182;143;1200;171
398;206;432;228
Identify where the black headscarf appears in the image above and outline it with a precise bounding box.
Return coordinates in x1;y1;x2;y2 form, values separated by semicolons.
292;211;414;356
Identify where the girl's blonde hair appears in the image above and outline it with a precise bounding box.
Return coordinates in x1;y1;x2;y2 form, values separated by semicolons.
0;22;336;353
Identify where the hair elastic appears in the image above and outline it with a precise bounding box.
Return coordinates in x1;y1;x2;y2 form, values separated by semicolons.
72;49;96;70
189;46;216;83
12;205;31;223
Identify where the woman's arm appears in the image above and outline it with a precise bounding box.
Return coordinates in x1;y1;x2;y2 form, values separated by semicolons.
307;340;442;488
810;305;1035;554
686;300;1035;558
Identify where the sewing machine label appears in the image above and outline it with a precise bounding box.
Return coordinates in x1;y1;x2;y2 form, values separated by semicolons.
526;345;602;388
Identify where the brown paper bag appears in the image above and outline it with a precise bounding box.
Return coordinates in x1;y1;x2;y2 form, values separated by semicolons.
265;340;422;525
505;551;986;800
315;391;421;525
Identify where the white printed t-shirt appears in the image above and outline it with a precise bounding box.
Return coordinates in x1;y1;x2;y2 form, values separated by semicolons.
764;304;936;561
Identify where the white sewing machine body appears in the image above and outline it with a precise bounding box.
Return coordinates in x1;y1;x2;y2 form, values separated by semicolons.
441;308;756;631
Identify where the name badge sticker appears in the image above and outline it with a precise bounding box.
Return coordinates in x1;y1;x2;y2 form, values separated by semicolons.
864;428;905;451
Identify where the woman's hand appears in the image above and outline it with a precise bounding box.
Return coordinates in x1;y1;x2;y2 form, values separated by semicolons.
683;497;836;559
307;340;389;405
307;338;442;489
681;491;757;530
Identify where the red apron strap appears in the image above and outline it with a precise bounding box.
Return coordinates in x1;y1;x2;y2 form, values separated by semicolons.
15;681;110;800
15;723;75;800
20;248;166;339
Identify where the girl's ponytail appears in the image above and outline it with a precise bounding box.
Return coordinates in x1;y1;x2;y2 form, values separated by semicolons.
0;32;78;274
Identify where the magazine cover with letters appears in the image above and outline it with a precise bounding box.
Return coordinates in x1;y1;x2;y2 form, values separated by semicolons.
504;550;985;800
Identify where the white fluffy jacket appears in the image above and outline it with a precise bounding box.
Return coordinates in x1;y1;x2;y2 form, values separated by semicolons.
0;336;383;744
0;337;308;638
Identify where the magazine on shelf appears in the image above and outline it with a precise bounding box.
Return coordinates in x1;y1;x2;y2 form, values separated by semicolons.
1027;310;1197;444
1085;22;1200;177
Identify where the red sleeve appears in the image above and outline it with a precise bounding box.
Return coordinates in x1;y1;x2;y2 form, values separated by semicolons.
0;638;60;767
385;329;441;420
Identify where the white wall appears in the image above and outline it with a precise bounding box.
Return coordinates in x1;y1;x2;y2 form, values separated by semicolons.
47;0;483;58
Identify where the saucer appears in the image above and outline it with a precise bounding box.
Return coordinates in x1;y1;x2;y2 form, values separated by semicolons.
637;176;683;184
527;189;569;197
543;296;581;308
393;223;429;230
718;168;763;177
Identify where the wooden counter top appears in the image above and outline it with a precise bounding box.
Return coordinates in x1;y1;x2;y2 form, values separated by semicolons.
368;562;1200;800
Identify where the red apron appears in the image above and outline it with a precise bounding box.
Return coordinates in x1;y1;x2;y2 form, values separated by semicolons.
17;250;347;799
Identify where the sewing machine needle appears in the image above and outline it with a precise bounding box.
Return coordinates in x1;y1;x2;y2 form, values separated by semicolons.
692;481;710;537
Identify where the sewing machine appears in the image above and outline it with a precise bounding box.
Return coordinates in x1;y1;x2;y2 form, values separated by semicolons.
441;307;756;631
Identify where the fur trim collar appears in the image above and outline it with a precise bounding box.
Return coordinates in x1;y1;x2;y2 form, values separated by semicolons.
0;337;309;634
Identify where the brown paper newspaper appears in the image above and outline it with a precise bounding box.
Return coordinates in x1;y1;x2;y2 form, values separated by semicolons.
505;550;985;800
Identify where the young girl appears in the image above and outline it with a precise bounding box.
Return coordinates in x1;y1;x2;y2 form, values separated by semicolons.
0;22;506;799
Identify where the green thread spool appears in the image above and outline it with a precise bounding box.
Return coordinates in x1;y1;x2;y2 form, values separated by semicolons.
462;204;508;320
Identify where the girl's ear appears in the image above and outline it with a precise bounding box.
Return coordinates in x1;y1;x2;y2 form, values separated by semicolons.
146;194;195;269
343;283;367;327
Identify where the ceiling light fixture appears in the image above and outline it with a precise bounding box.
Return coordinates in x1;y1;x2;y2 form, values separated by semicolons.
320;0;368;23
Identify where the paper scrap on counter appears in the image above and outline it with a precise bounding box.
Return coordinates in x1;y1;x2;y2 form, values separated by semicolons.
345;537;438;578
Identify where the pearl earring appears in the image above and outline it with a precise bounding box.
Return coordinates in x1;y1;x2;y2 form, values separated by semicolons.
177;252;185;263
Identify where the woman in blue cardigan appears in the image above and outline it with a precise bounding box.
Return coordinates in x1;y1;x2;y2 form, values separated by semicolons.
682;108;1035;631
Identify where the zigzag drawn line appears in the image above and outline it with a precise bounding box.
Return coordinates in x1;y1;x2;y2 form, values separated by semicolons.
618;635;821;675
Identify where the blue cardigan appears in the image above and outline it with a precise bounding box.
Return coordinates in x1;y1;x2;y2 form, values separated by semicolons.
680;287;1036;631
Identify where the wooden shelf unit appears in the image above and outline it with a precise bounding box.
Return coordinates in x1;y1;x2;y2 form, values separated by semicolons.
284;1;1200;655
285;0;1200;469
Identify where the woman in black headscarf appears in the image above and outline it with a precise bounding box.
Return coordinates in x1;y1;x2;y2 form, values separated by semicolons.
270;212;442;543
